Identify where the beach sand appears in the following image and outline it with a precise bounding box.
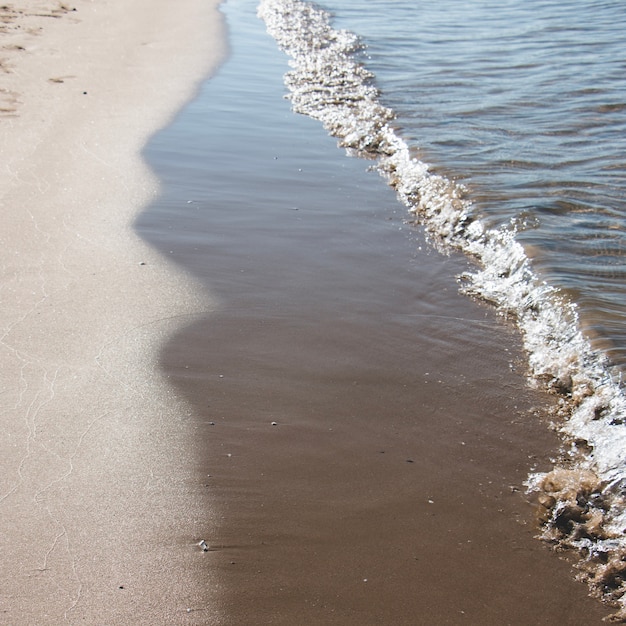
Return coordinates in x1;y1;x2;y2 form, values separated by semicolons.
0;1;225;623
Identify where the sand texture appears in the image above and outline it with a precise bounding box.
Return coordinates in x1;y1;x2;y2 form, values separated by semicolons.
0;1;225;623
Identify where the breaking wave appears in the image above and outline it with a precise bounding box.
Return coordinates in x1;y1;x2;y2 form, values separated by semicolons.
258;0;626;618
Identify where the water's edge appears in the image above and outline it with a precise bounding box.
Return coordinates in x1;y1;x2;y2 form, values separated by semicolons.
258;0;626;618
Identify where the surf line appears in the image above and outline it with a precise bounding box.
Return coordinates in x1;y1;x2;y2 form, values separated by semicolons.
258;0;626;618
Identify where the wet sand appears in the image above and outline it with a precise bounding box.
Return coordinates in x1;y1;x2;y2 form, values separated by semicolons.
0;1;225;623
139;1;614;622
164;292;614;625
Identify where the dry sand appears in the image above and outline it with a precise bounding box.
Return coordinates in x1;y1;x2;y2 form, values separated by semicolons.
0;1;225;623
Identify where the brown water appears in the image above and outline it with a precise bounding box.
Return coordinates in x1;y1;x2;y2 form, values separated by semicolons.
136;1;613;622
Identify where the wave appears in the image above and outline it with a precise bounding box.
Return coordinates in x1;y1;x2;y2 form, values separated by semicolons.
258;0;626;618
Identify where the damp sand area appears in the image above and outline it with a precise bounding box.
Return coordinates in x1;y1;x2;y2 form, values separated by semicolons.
0;1;225;623
137;1;614;623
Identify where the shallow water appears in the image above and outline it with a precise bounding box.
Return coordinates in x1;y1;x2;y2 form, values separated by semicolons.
136;0;618;621
257;0;626;614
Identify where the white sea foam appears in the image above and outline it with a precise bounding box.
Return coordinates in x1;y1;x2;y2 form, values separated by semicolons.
258;0;626;615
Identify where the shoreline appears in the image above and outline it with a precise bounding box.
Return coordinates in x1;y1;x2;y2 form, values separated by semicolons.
0;1;226;622
140;1;614;621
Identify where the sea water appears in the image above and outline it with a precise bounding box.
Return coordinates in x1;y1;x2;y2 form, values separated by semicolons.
258;0;626;615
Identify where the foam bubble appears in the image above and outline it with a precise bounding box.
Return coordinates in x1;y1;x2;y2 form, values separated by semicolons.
259;0;626;614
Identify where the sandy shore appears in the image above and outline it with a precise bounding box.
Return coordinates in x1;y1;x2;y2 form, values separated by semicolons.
0;1;225;623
